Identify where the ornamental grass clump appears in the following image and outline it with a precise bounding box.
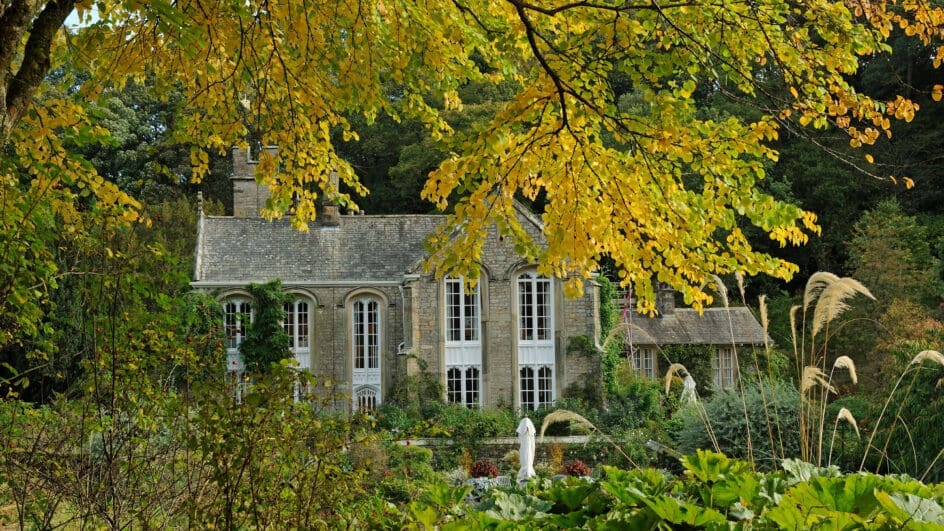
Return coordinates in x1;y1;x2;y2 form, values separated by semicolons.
861;349;944;474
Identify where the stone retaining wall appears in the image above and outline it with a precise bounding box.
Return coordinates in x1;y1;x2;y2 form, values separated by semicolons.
397;436;625;469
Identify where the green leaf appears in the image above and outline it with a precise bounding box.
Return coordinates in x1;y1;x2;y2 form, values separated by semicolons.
875;491;944;529
480;491;553;521
643;495;728;527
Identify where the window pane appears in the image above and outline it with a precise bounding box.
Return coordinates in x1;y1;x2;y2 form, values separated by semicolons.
354;301;365;369
367;300;379;369
446;280;461;341
519;279;533;341
225;302;238;349
297;302;309;348
283;302;295;348
520;367;535;411
464;288;478;341
447;367;462;404
466;367;480;408
447;277;481;344
225;301;251;349
536;279;550;340
538;366;553;408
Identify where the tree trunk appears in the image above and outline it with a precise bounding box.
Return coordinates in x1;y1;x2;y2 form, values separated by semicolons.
0;0;75;142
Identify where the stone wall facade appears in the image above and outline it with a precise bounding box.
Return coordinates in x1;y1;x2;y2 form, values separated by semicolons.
196;147;602;411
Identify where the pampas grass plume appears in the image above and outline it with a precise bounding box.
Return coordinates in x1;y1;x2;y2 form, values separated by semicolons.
539;410;596;439
712;275;729;308
832;356;858;385
789;304;800;347
801;366;836;395
910;350;944;367
804;272;840;313
836;407;860;437
811;278;874;337
664;363;688;395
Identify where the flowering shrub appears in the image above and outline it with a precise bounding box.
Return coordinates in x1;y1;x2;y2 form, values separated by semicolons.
563;459;591;477
470;459;499;478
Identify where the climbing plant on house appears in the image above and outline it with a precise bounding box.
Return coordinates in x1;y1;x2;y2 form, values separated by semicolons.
239;280;292;373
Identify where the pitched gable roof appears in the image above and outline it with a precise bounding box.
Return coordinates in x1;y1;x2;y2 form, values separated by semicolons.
193;214;444;284
626;307;767;346
193;200;549;287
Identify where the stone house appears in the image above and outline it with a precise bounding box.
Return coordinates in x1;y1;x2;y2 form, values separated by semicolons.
620;287;768;388
191;147;601;411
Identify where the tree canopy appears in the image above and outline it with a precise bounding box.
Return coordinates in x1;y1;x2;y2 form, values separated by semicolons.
2;0;944;331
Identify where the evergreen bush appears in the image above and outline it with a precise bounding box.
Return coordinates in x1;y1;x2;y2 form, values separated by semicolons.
670;378;801;468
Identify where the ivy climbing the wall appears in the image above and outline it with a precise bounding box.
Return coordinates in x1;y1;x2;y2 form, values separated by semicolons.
239;279;292;373
597;276;623;397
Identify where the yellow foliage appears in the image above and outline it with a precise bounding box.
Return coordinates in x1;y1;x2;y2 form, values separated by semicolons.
1;0;942;316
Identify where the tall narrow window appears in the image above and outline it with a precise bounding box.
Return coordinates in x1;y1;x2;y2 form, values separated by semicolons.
537;366;553;406
447;367;463;404
465;367;480;407
446;366;480;408
224;299;252;373
445;277;482;407
223;298;252;403
225;300;251;350
714;347;736;388
284;298;311;401
520;367;535;411
352;295;382;411
517;272;555;410
519;273;551;342
631;347;656;378
283;299;310;350
353;298;380;370
445;277;480;342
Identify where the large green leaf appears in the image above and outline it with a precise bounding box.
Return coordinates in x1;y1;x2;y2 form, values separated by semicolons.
874;491;944;529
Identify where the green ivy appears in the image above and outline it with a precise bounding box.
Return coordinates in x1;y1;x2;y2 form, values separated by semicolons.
597;276;623;396
239;279;292;373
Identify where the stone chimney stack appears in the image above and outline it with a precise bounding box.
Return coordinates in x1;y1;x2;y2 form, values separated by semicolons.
231;145;343;225
656;283;676;316
230;145;276;217
319;170;341;227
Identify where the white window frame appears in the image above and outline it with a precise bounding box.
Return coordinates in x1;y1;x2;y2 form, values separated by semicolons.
517;272;555;410
353;297;380;370
224;298;252;373
520;364;554;412
355;385;380;413
444;276;483;406
632;347;656;378
352;295;382;410
283;298;312;401
447;365;481;408
714;347;736;388
517;272;553;343
445;277;481;344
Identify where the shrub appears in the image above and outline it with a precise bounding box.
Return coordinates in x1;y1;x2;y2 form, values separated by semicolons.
563;459;591;477
599;364;668;433
669;378;801;469
348;439;389;485
470;459;499;478
377;442;441;504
